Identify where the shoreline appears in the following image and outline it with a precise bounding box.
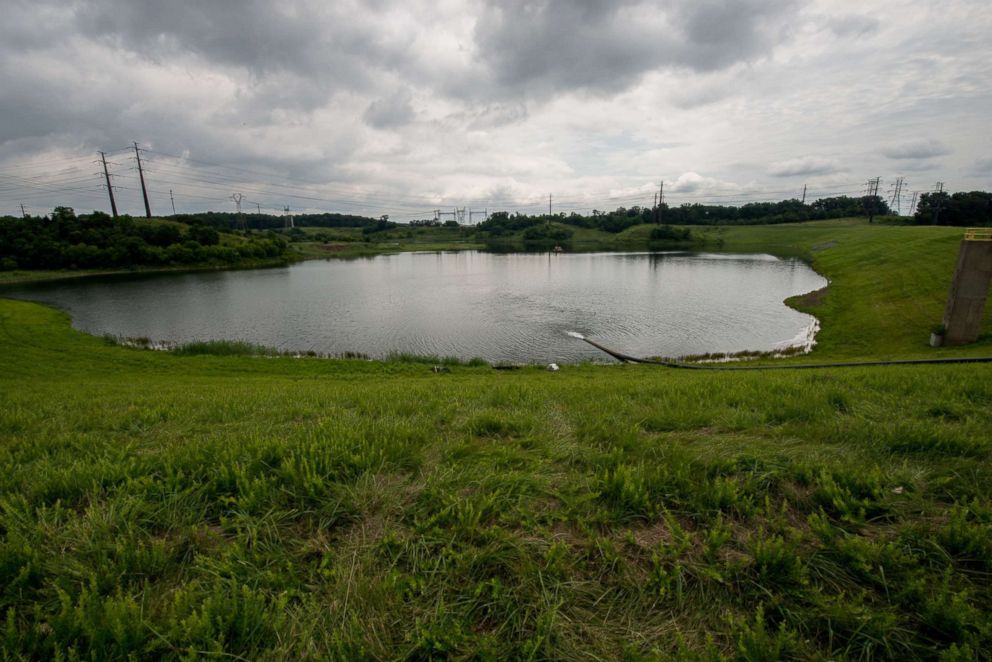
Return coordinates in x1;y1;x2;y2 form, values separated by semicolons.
1;246;829;367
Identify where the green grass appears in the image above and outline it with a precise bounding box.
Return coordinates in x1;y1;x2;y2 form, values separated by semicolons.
289;225;485;260
714;220;991;359
1;219;991;659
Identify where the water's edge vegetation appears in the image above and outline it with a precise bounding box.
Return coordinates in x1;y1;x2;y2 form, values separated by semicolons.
1;218;991;659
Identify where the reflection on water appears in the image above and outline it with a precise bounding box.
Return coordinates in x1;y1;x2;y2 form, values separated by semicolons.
2;251;827;363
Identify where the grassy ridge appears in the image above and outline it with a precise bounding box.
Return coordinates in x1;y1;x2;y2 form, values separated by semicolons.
715;220;992;359
1;220;991;659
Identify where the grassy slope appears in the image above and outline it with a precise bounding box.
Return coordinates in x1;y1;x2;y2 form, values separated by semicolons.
716;219;992;359
1;220;991;659
290;225;485;260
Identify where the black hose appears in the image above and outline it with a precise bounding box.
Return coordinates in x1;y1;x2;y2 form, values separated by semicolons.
577;336;992;371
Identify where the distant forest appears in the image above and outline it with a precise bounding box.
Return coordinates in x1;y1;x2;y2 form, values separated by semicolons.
172;211;380;231
478;195;886;236
0;208;287;271
174;192;989;236
3;191;988;271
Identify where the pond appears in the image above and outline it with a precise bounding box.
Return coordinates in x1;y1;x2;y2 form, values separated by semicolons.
2;251;827;363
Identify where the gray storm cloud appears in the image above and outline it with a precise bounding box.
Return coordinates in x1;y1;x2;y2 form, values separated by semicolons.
364;93;416;129
769;157;845;178
881;139;952;160
472;0;803;96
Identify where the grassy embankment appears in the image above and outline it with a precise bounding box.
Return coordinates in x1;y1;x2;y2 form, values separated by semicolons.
288;225;485;260
1;219;991;659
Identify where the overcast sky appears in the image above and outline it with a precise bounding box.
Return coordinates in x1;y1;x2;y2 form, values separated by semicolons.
1;0;990;219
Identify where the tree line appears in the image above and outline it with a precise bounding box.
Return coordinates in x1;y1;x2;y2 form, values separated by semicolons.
913;191;991;226
0;208;288;271
477;195;900;236
171;211;380;230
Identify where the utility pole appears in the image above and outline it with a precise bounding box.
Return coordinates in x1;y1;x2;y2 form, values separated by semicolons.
231;193;245;231
888;177;905;215
20;204;27;218
932;182;945;225
864;177;881;223
169;189;176;215
99;151;118;218
801;184;807;205
133;142;151;218
548;193;552;222
658;181;665;224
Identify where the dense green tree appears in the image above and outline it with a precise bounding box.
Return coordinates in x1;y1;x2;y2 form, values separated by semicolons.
913;191;991;226
0;208;289;271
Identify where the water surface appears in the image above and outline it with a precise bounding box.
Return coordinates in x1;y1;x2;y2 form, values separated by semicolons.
3;251;826;363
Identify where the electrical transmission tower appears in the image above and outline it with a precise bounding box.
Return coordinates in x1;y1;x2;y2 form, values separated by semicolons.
932;182;945;225
909;191;919;216
230;193;245;231
888;177;905;215
170;189;176;215
468;209;488;224
863;177;881;223
283;206;294;229
20;204;27;218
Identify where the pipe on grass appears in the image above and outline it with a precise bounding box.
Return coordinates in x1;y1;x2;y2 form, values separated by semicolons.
567;332;992;371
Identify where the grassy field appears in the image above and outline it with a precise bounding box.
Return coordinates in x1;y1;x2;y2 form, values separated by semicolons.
1;219;991;659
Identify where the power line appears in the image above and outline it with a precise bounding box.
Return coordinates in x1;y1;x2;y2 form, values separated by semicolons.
142;148;868;209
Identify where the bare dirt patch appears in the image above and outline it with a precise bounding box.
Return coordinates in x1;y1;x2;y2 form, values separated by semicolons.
792;286;828;308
